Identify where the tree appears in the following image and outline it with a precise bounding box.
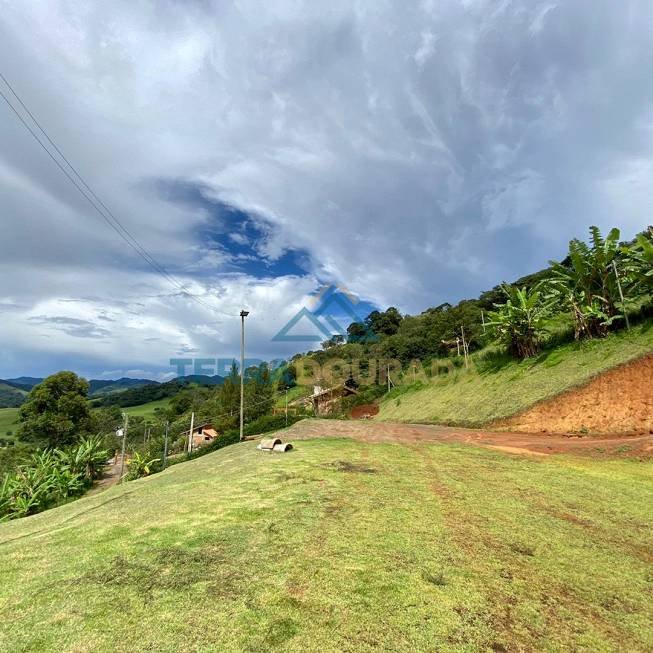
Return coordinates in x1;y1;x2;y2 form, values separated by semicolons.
365;307;403;337
17;372;93;448
347;321;369;343
487;285;553;359
549;226;625;339
321;335;345;349
244;363;274;422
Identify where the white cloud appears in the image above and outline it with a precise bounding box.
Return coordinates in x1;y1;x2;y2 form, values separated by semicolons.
1;0;653;376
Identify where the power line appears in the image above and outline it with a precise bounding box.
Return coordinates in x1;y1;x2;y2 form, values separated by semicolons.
0;72;238;318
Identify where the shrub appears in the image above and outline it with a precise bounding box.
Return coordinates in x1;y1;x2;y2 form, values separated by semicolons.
126;452;160;480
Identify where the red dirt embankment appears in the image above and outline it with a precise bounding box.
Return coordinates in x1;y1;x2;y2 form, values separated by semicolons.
350;404;379;419
495;353;653;435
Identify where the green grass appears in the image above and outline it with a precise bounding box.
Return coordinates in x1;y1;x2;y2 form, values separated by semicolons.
377;321;653;426
0;408;20;441
121;398;171;421
0;435;651;652
274;385;311;408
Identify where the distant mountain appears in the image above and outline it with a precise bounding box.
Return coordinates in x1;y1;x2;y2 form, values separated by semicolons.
88;378;157;397
93;375;224;409
4;377;43;390
1;374;224;410
177;375;225;386
2;376;157;398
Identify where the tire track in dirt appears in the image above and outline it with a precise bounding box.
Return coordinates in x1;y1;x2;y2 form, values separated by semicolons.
283;419;653;458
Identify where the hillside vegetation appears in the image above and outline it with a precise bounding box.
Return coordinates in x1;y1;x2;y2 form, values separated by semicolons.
0;436;651;652
0;384;28;409
0;408;19;442
122;397;172;421
377;320;653;426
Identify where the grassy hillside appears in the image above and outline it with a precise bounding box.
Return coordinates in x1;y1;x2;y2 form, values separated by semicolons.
122;397;171;421
0;435;651;652
274;384;311;408
0;383;27;409
0;408;20;442
377;321;653;426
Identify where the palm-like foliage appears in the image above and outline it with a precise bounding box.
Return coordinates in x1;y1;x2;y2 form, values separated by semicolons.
487;284;553;359
0;438;108;521
56;435;108;481
549;226;625;339
625;230;653;294
126;452;160;480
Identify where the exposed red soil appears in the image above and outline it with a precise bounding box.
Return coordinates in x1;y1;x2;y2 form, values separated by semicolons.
350;404;379;419
495;353;653;435
282;418;653;458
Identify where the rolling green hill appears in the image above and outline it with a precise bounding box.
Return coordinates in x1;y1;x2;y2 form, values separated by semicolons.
0;435;651;651
0;408;20;442
0;384;27;409
122;397;172;421
377;321;653;426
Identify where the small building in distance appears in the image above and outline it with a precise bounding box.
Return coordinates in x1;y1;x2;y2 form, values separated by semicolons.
181;423;220;449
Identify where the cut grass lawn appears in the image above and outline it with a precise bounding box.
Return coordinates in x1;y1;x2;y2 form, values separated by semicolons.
377;320;653;426
0;407;20;441
121;397;171;421
0;435;651;652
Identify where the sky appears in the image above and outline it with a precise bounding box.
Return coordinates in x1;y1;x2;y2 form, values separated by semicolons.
1;0;653;381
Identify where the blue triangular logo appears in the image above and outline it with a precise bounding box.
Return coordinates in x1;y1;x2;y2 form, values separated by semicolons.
271;307;333;342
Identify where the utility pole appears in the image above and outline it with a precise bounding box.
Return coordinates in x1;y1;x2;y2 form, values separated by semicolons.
481;310;486;334
461;326;469;369
285;388;288;427
163;421;169;468
386;363;394;392
239;310;249;441
187;411;194;454
612;260;630;331
119;413;128;483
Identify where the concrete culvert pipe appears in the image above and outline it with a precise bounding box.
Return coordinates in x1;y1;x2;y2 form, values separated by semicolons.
272;442;293;452
259;437;282;450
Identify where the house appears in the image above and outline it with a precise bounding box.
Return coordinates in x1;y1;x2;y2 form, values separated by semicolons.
310;383;358;415
181;422;220;449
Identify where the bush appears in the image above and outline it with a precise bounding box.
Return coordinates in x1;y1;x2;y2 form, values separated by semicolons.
0;438;108;521
126;452;160;480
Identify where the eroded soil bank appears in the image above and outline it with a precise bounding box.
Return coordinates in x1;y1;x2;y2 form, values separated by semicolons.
494;353;653;435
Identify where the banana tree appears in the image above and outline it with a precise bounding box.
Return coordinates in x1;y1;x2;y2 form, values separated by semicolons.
57;436;108;482
126;452;160;480
626;230;653;294
487;284;553;359
549;226;625;339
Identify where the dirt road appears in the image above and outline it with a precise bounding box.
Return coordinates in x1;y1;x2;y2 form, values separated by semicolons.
282;419;653;458
86;455;126;496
